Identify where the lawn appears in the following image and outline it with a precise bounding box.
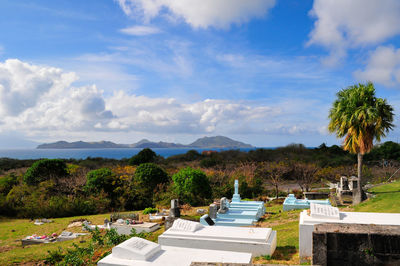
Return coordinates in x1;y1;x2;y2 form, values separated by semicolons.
352;180;400;213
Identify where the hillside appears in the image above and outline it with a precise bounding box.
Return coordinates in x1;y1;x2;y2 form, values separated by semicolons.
189;136;253;148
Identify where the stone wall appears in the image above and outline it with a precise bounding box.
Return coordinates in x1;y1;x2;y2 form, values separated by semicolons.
312;223;400;266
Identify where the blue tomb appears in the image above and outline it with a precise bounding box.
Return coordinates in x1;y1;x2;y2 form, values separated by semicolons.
282;194;331;211
200;180;265;226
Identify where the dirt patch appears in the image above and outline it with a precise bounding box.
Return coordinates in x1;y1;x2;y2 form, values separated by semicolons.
0;245;16;252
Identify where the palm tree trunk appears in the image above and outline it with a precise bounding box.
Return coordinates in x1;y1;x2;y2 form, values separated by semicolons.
354;153;363;204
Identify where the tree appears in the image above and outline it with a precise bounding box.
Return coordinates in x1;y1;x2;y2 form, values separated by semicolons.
24;159;69;185
129;148;158;165
85;168;115;194
134;163;169;191
293;162;319;192
328;82;394;203
256;161;290;199
172;167;211;206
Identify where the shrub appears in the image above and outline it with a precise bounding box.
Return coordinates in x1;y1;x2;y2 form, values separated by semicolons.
134;163;169;190
172;167;212;206
23;159;68;185
129;148;157;165
143;207;158;214
85;168;114;194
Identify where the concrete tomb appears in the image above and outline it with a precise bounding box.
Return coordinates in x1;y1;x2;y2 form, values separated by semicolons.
200;180;265;227
158;219;277;257
283;194;331;211
312;223;400;266
299;203;400;259
98;237;252;266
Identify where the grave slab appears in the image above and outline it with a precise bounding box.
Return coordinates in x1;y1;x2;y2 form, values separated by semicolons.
299;203;400;259
158;219;276;257
283;194;331;211
98;237;252;266
111;222;160;235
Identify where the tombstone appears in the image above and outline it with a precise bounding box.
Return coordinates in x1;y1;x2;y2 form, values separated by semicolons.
209;203;218;219
169;199;180;218
112;237;161;261
232;179;241;202
159;219;277;257
104;218;109;226
218;197;228;214
340;176;349;190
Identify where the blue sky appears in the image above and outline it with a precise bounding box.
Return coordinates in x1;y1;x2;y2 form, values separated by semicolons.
0;0;399;148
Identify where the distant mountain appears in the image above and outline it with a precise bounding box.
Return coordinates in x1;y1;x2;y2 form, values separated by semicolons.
37;141;127;149
37;136;253;149
189;136;253;148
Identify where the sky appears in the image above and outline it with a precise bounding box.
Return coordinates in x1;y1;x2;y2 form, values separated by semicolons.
0;0;400;148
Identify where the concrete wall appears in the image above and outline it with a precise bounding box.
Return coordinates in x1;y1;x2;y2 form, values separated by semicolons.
312;223;400;266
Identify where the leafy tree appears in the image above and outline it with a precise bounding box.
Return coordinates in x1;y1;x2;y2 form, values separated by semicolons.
328;82;394;203
129;148;158;165
134;163;169;190
172;167;211;206
23;159;69;185
85;168;115;194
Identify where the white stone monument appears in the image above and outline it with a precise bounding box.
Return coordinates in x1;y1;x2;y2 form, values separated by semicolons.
232;179;241;202
299;203;400;259
98;237;252;265
158;219;277;257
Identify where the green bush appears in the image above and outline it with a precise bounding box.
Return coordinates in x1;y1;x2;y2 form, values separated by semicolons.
172;167;211;206
23;159;68;185
85;168;114;194
129;148;158;165
143;207;158;214
134;163;169;190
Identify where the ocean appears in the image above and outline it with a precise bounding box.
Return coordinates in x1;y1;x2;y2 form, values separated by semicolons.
0;147;259;160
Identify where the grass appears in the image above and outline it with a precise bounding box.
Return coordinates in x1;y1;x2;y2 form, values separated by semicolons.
353;180;400;213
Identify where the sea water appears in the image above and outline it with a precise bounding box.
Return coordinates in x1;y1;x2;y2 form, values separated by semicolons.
0;148;260;160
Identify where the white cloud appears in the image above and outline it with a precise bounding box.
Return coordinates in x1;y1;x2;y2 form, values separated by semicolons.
115;0;276;29
354;45;400;86
308;0;400;65
0;59;285;138
120;25;161;36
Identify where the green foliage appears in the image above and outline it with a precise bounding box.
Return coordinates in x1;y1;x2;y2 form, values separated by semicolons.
0;173;19;195
129;148;158;165
134;163;169;190
23;159;68;185
85;168;114;194
328;82;394;154
172;167;211;206
143;207;158;214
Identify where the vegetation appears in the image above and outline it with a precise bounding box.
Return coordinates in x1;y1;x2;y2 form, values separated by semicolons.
23;159;68;185
328;82;394;203
129;148;158;165
172;167;212;206
0;141;400;218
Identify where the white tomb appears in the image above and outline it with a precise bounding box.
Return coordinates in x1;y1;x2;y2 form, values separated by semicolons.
158;219;277;257
111;222;160;235
97;237;252;266
299;203;400;259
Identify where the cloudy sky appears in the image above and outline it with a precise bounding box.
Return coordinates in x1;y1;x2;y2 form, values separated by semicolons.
0;0;400;148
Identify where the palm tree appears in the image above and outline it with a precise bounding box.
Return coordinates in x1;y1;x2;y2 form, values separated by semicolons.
328;82;394;204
